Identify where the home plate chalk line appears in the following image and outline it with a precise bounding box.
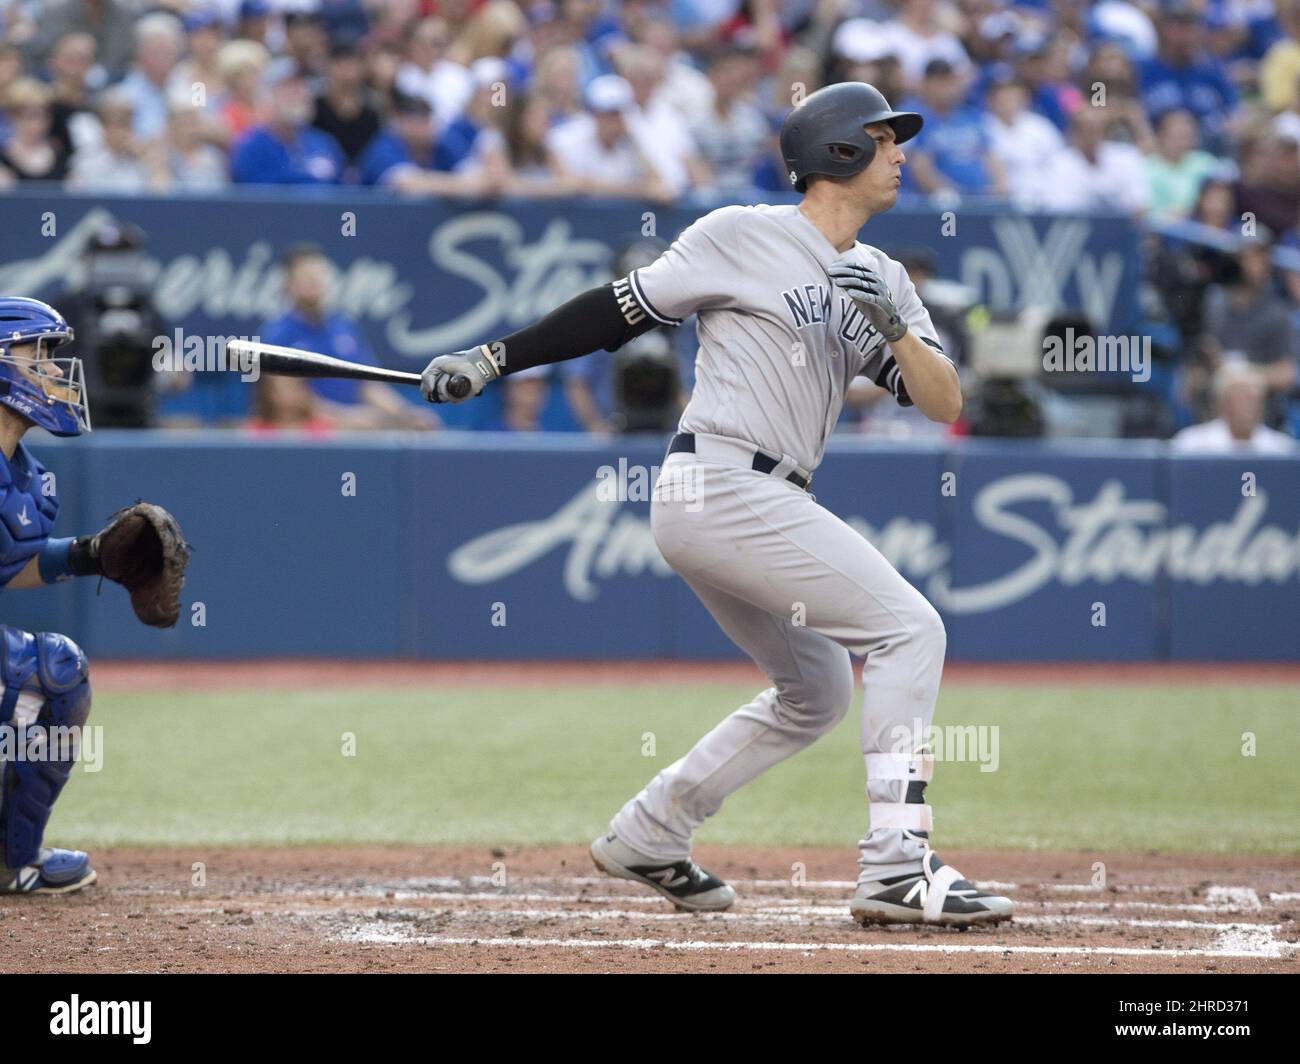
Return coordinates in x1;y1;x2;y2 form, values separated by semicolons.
337;931;1291;960
307;875;1299;961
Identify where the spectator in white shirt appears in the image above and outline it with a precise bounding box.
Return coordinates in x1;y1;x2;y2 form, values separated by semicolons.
66;87;165;193
832;19;898;71
636;16;715;127
395;16;474;129
161;91;228;190
617;44;709;197
984;74;1064;206
546;74;673;202
1172;363;1295;454
1036;105;1149;215
884;0;972;91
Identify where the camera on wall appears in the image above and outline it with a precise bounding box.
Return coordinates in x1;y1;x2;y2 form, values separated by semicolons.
61;221;165;428
609;237;681;434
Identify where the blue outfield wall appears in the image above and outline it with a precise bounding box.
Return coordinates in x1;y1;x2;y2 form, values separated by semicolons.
7;432;1298;663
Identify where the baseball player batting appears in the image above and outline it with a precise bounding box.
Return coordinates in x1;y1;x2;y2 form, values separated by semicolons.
422;82;1013;928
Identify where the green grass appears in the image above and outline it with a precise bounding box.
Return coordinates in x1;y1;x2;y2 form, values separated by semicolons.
48;683;1300;854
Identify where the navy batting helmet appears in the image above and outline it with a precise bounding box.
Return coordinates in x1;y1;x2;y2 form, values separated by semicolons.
780;82;923;193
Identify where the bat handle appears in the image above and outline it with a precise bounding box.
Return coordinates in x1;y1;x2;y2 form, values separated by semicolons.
445;374;473;401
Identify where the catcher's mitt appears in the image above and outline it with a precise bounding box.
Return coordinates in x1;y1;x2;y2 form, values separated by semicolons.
93;502;192;628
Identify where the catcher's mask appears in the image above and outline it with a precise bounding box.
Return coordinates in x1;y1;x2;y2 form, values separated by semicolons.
0;296;91;437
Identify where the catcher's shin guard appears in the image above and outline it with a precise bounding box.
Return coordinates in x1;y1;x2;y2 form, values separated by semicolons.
0;627;92;870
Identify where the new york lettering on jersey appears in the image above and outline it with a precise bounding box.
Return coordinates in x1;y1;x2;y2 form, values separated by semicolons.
628;203;940;469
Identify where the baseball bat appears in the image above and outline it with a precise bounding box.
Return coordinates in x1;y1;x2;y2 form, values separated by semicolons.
225;340;473;400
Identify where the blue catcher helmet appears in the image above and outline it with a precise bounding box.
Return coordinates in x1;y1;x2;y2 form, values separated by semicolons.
0;297;91;436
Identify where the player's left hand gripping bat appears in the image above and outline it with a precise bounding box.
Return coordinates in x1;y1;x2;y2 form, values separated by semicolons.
225;340;473;399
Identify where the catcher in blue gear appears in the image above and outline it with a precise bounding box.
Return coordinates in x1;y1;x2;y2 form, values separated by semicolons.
0;297;190;894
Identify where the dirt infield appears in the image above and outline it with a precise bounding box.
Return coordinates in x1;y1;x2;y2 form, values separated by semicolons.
2;847;1295;973
91;660;1300;691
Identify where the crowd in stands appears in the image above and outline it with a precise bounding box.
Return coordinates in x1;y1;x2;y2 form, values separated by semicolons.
3;0;1298;209
1;0;1298;449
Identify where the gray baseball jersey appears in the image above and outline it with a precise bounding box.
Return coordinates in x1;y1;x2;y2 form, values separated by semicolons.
624;203;950;470
607;202;962;888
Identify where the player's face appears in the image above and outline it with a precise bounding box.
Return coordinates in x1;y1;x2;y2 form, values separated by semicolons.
5;338;82;411
855;122;906;210
7;340;64;385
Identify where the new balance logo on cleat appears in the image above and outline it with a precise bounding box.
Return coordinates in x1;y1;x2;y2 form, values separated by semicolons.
590;833;736;912
850;848;1013;928
646;868;692;889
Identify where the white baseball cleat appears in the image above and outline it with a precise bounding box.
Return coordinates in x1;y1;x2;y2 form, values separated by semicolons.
851;848;1013;928
590;832;736;912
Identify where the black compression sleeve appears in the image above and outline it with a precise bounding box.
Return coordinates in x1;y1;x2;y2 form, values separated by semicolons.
491;277;661;377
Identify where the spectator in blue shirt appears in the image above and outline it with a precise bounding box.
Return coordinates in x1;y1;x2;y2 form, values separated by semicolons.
1013;35;1083;133
903;59;1007;197
116;11;184;142
357;90;498;196
1139;2;1239;154
435;58;514;179
1206;0;1283;62
258;244;438;429
557;0;625;85
231;58;345;185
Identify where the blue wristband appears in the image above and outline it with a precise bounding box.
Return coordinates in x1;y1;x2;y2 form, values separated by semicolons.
38;537;77;583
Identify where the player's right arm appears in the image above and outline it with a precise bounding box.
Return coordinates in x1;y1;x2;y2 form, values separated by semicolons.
2;536;101;590
421;207;739;403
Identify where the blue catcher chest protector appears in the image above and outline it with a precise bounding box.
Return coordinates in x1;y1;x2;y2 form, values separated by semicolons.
0;297;91;437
